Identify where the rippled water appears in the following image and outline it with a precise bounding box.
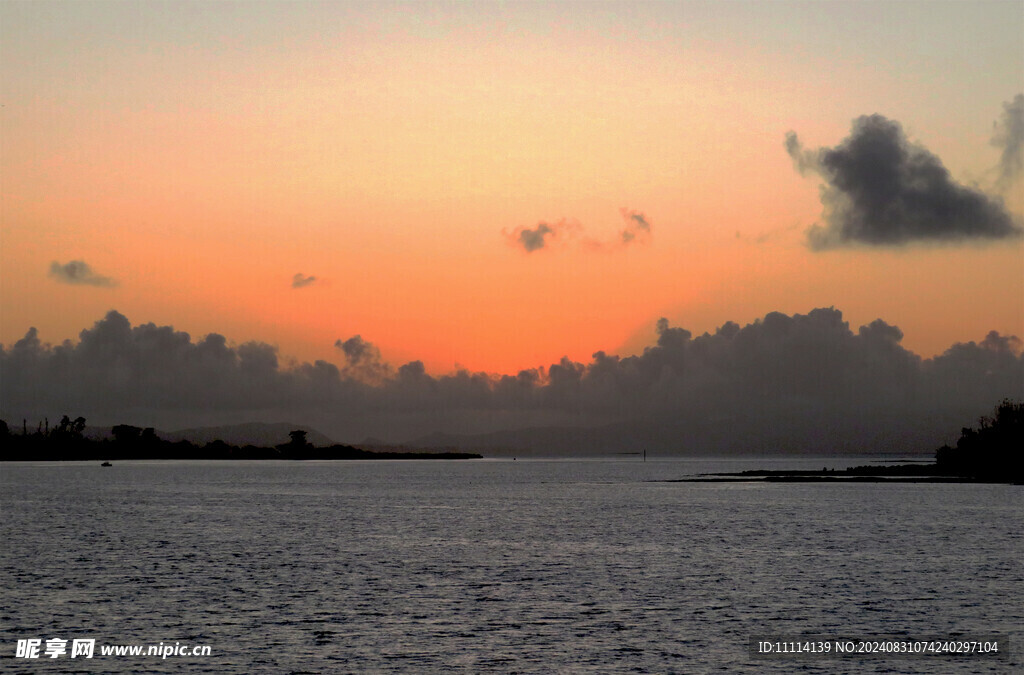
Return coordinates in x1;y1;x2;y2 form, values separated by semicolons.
1;459;1020;672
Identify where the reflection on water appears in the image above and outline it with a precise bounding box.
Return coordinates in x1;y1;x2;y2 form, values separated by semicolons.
1;459;1020;672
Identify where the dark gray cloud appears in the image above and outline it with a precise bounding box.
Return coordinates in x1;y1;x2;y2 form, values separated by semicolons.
787;114;1022;248
2;309;1020;453
49;260;118;287
992;94;1024;188
334;335;391;384
510;222;556;252
292;273;317;288
336;335;375;365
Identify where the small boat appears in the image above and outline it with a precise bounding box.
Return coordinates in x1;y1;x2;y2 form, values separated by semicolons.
100;461;112;467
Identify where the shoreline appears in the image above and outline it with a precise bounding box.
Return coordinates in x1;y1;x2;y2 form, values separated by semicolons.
658;464;1021;485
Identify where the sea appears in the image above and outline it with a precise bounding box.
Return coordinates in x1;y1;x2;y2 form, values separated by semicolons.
0;458;1020;673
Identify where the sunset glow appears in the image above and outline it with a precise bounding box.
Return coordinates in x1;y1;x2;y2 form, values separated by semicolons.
2;1;1022;379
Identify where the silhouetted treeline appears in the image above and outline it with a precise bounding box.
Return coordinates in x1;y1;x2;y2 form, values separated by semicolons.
0;418;481;461
935;399;1023;480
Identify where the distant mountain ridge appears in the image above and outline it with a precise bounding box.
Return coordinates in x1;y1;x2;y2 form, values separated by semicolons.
162;423;337;448
403;413;943;457
72;414;941;457
403;426;625;457
76;422;337;447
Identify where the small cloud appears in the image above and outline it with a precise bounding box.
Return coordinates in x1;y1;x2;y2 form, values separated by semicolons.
619;209;652;245
506;210;653;254
508;222;558;253
992;93;1024;189
292;273;317;289
787;114;1022;249
48;260;118;287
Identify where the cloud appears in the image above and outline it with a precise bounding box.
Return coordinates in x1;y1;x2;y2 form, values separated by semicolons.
507;210;653;253
787;115;1023;248
784;131;817;176
510;222;557;252
992;93;1024;188
2;309;1021;453
619;209;652;245
292;273;317;288
48;260;118;287
334;335;391;384
336;335;375;365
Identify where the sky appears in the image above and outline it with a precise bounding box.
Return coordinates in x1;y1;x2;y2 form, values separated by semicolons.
1;1;1022;450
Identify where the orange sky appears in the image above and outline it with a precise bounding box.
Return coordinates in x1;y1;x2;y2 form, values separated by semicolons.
2;1;1022;375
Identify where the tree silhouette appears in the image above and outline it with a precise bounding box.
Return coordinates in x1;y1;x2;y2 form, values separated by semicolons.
0;418;479;461
274;429;314;458
937;399;1023;479
52;415;86;440
112;424;143;445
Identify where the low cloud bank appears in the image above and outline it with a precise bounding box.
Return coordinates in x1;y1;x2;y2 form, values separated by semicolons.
2;309;1020;452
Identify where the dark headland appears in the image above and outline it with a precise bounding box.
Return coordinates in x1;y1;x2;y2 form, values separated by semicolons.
666;399;1023;485
0;421;481;461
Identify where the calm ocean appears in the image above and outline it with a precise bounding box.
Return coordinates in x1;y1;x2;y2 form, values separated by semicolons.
1;458;1020;673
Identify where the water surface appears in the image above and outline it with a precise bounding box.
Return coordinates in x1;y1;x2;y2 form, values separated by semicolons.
1;459;1019;672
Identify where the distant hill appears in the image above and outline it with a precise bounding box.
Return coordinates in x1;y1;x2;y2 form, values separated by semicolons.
404;413;943;457
404;426;643;457
161;422;337;448
77;422;337;447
